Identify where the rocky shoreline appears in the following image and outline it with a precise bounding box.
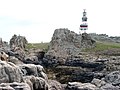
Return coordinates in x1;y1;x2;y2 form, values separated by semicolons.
0;28;120;90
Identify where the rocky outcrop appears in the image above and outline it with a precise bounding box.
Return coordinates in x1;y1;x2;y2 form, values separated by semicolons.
45;28;96;65
0;59;49;90
89;33;120;43
46;28;82;61
19;64;48;80
0;61;23;83
81;33;96;49
10;34;28;49
0;38;8;48
24;49;45;65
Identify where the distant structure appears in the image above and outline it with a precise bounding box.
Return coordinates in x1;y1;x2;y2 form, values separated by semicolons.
80;9;88;33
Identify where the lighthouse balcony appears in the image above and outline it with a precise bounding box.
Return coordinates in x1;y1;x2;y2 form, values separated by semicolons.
80;24;88;28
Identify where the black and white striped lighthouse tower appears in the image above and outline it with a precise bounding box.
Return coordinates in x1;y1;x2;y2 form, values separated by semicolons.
80;9;88;33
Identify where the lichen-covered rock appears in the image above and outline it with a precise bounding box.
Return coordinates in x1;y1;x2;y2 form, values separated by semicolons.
66;82;98;90
0;82;31;90
24;76;48;90
9;56;24;65
91;78;106;87
46;28;82;60
45;28;96;64
11;47;26;60
100;83;120;90
19;64;48;80
81;33;96;49
10;34;27;49
0;61;23;83
104;71;120;86
48;80;63;90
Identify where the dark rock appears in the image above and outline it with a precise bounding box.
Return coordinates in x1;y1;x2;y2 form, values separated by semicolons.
24;55;40;64
65;59;105;71
42;57;59;67
71;71;94;83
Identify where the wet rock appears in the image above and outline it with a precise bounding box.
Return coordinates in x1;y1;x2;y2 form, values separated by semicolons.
24;55;40;64
71;71;94;83
65;59;105;71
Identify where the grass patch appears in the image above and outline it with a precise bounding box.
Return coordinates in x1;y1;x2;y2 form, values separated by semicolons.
26;42;50;51
83;41;120;52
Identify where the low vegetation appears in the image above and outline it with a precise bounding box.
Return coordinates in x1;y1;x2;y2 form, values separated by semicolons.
83;41;120;52
26;42;50;51
26;41;120;55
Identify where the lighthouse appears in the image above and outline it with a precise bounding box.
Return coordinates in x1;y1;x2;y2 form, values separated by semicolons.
80;9;88;33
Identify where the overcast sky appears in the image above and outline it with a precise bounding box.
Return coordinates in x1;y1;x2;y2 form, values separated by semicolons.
0;0;120;43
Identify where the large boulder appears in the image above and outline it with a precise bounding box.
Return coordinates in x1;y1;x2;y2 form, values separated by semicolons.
104;71;120;86
45;28;96;64
46;28;81;60
19;64;48;80
0;61;23;83
9;34;28;49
